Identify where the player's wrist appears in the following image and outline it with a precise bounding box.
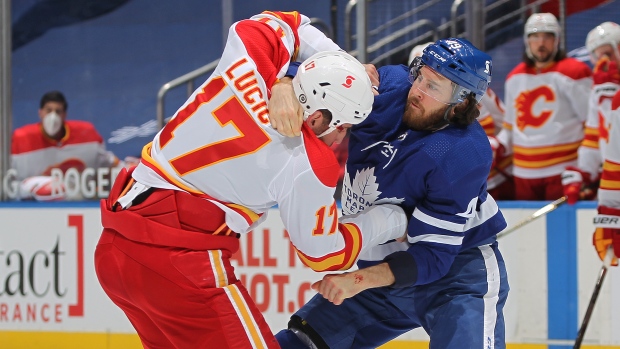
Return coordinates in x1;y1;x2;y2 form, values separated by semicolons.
272;77;294;92
383;251;418;288
345;263;396;294
276;76;293;84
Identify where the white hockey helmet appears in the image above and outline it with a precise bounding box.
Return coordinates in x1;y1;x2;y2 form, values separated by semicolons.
408;42;432;65
586;21;620;63
292;51;373;135
523;13;561;61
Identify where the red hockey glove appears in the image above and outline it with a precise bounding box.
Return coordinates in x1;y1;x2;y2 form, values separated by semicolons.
561;166;591;205
593;206;620;266
593;55;620;85
19;176;66;201
488;136;505;170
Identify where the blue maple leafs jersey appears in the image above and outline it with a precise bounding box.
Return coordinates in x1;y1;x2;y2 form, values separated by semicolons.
342;64;507;286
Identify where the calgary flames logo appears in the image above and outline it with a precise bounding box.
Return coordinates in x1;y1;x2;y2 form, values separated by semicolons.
515;86;555;131
598;94;615;144
43;158;87;176
599;112;610;144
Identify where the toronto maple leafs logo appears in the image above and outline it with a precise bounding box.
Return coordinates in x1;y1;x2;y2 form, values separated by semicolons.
341;167;404;215
341;167;380;215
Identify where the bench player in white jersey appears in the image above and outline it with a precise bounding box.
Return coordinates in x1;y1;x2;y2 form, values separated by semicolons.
562;22;620;204
496;13;592;200
481;85;515;200
94;11;407;349
592;90;620;268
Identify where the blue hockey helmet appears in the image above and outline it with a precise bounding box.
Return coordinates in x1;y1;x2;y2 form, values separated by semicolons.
409;38;492;104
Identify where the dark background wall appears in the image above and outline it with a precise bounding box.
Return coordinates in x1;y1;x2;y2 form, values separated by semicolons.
10;0;620;159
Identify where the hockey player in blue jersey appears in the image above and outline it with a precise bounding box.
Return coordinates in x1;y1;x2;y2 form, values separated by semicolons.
275;38;509;348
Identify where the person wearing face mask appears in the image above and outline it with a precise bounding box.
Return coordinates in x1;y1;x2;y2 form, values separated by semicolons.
494;13;592;201
10;90;122;200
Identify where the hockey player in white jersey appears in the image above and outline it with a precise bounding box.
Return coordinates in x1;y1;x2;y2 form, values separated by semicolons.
593;90;620;267
497;13;592;200
94;11;407;349
276;38;508;349
563;21;620;204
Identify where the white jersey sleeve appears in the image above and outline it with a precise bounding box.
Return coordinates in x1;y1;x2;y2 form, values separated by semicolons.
275;129;407;272
579;82;620;179
296;20;341;61
478;87;505;135
598;91;620;208
132;11;406;273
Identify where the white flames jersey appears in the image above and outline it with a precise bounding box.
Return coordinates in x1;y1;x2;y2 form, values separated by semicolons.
598;91;620;208
477;88;510;190
498;58;592;179
578;82;620;179
478;87;505;136
131;11;407;272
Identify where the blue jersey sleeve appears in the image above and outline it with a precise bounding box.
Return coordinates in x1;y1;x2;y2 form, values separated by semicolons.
386;126;506;287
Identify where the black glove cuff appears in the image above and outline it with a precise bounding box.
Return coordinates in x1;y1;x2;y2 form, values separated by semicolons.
384;251;418;288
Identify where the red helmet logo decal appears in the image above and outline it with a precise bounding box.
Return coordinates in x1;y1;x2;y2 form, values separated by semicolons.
342;75;356;88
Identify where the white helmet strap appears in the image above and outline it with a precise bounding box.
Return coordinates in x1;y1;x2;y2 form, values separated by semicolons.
304;110;338;138
316;126;337;138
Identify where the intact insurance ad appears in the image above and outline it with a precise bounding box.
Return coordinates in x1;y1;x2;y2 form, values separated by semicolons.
0;208;323;333
1;205;620;348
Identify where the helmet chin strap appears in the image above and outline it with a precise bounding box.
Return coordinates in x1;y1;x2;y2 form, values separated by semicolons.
442;104;455;121
317;126;337;138
304;109;339;138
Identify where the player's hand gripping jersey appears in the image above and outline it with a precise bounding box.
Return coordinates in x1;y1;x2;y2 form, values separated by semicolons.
130;11;407;271
341;65;507;286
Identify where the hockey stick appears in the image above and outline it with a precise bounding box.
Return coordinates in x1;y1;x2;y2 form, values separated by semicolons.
573;248;614;349
497;196;567;240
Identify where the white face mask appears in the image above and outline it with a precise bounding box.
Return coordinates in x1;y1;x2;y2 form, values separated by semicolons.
42;111;63;136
